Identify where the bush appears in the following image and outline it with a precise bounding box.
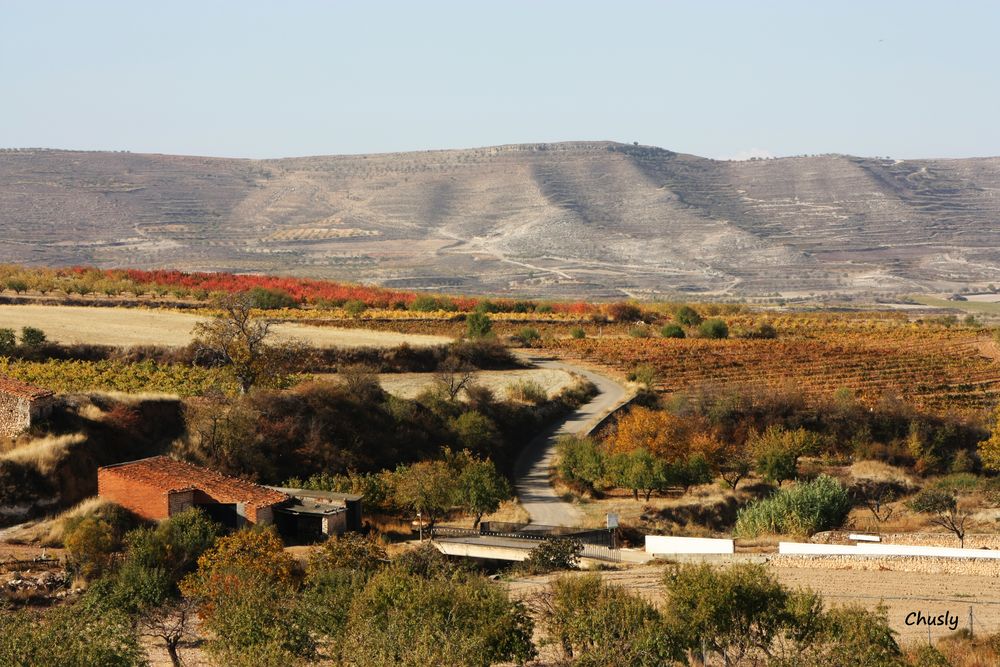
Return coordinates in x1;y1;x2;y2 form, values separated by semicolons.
343;299;367;318
541;574;683;665
513;327;541;346
506;379;547;404
660;323;685;338
518;538;583;574
675;305;703;326
569;326;586;339
0;327;15;354
734;474;851;537
410;295;457;312
606;302;643;322
64;516;117;580
629;325;652;338
247;287;299;309
698;318;729;339
20;326;47;347
626;363;658;388
465;312;493;339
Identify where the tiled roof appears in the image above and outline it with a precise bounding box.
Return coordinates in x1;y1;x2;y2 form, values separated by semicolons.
101;456;289;507
0;376;54;401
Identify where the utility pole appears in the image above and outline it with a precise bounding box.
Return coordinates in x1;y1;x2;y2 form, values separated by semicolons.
417;511;423;541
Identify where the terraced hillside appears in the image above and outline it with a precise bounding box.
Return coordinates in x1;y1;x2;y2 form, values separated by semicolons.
2;143;1000;299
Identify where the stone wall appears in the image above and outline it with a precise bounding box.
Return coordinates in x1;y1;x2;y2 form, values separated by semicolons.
0;393;31;438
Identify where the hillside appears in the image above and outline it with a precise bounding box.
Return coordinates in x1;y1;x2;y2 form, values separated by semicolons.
2;142;1000;300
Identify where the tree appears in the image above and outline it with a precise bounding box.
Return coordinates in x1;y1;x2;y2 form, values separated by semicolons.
749;426;819;485
192;292;304;394
609;448;669;501
978;404;1000;472
465;312;493;339
858;480;896;528
556;435;605;491
664;563;790;667
392;459;455;527
0;328;15;354
432;357;476;402
308;532;388;575
609;406;693;459
19;326;46;347
0;597;146;667
907;489;969;547
180;528;310;664
450;410;500;455
454;454;511;527
64;516;116;580
138;598;198;667
341;565;536;667
5;277;28;294
538;574;683;666
675;305;703;326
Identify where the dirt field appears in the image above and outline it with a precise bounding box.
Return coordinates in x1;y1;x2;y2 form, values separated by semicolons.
507;560;1000;644
374;368;577;400
0;304;451;348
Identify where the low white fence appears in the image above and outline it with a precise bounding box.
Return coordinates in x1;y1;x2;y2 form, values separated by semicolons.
779;541;1000;560
646;535;734;555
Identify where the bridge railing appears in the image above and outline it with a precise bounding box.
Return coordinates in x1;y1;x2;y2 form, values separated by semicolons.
429;524;614;547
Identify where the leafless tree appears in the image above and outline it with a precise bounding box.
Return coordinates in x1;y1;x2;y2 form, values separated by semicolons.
139;598;198;667
859;481;895;529
433;358;475;402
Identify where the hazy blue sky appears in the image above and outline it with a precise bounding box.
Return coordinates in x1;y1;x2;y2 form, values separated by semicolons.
2;1;998;159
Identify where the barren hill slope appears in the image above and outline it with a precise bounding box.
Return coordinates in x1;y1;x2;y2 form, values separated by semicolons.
2;142;999;299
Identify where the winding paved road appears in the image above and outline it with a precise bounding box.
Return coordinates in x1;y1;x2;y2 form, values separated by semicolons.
512;354;631;527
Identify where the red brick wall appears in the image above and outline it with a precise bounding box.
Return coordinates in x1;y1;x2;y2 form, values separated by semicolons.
97;468;170;521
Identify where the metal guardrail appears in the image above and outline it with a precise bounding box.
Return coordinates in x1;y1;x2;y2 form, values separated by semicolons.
581;545;621;562
429;524;614;547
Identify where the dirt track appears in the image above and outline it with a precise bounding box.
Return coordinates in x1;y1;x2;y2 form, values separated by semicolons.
0;304;451;348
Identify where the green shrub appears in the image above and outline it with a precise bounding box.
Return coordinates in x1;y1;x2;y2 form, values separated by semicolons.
518;538;583;575
0;328;15;354
675;305;703;326
660;324;685;338
513;327;541;346
734;475;851;537
20;326;47;347
569;326;586;339
698;318;729;339
343;299;367;318
629;325;652;338
627;363;658;388
247;287;299;309
410;295;457;312
465;312;493;339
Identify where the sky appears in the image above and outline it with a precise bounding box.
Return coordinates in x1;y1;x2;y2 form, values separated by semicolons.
2;1;999;160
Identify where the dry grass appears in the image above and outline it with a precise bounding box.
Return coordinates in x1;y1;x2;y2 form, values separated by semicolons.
848;459;915;485
4;497;112;546
0;433;84;475
0;304;451;348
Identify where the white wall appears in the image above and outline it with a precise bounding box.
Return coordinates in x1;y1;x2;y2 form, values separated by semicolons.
779;541;1000;560
645;535;734;555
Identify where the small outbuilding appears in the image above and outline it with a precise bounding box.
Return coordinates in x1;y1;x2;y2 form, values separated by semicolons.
0;376;55;438
98;457;363;542
98;456;289;528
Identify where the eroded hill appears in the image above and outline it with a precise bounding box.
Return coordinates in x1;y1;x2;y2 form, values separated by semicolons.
2;142;1000;299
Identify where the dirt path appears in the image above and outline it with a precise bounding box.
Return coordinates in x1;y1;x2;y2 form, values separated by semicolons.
511;354;631;527
0;304;451;348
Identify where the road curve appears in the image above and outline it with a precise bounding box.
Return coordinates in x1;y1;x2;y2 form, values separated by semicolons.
512;354;631;527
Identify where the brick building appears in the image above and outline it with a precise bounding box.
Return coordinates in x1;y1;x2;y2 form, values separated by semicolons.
0;376;55;438
98;456;290;527
98;457;359;541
